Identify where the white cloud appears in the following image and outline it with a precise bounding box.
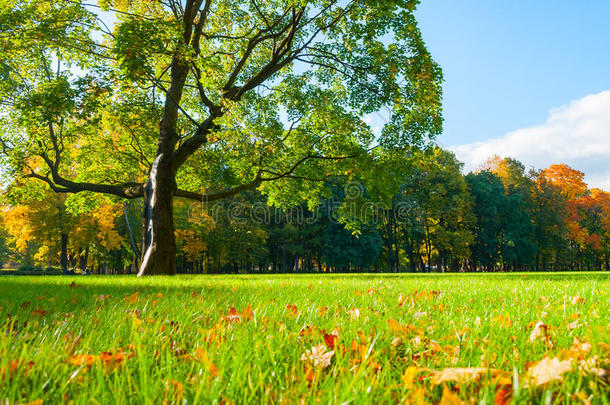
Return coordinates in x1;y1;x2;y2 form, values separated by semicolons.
450;90;610;190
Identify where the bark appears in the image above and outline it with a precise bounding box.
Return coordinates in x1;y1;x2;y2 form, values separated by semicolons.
137;156;178;276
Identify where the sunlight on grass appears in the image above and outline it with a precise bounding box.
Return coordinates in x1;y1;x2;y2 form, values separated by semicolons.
1;273;608;403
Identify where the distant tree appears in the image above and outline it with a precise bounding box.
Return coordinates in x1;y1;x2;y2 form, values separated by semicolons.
530;172;569;270
465;171;508;270
392;148;472;272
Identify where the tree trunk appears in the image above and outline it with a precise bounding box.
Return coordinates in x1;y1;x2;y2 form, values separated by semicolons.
137;157;177;276
136;57;189;276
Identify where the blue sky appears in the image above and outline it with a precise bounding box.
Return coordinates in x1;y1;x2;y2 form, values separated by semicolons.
414;1;610;188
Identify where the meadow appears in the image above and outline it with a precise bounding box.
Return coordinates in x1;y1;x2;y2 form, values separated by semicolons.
0;273;608;404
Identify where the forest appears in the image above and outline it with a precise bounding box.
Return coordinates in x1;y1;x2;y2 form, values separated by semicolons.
2;152;608;274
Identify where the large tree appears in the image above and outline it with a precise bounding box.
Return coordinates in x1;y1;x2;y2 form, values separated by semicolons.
0;0;442;275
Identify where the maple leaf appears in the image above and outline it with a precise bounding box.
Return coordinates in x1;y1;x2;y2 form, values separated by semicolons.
32;308;48;317
526;357;572;386
300;344;334;369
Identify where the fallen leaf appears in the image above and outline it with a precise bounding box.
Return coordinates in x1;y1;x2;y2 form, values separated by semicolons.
125;292;139;304
196;348;219;377
439;386;464;405
300;344;334;369
429;367;506;385
323;333;338;350
526;357;572;386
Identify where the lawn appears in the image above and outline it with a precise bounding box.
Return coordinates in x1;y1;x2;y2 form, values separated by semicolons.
1;273;608;404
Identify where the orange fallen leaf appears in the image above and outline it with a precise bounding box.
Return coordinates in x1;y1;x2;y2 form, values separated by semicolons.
196;348;219;377
439;386;464;405
125;292;139;304
493;315;512;328
317;306;328;317
285;304;299;318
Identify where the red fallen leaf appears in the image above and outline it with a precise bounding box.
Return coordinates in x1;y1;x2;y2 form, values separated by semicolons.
323;333;338;349
192;289;197;298
304;364;316;382
20;301;31;309
299;325;316;337
32;308;48;317
223;306;241;323
69;281;78;288
494;386;512;405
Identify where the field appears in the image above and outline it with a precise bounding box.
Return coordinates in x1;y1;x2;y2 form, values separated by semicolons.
0;273;608;404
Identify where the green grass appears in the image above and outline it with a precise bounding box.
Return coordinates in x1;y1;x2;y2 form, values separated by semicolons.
0;273;608;404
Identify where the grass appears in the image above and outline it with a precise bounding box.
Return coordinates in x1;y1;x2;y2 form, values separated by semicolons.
0;272;608;404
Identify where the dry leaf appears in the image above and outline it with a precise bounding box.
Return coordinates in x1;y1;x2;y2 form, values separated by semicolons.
429;367;506;385
300;344;334;369
527;357;572;386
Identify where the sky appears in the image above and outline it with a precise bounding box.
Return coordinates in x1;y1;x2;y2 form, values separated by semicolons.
413;0;610;189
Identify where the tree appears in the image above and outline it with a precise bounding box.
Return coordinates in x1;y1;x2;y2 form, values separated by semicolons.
0;0;442;275
481;156;536;270
396;148;473;272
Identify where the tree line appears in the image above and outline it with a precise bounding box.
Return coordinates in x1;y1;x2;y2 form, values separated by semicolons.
2;149;609;273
